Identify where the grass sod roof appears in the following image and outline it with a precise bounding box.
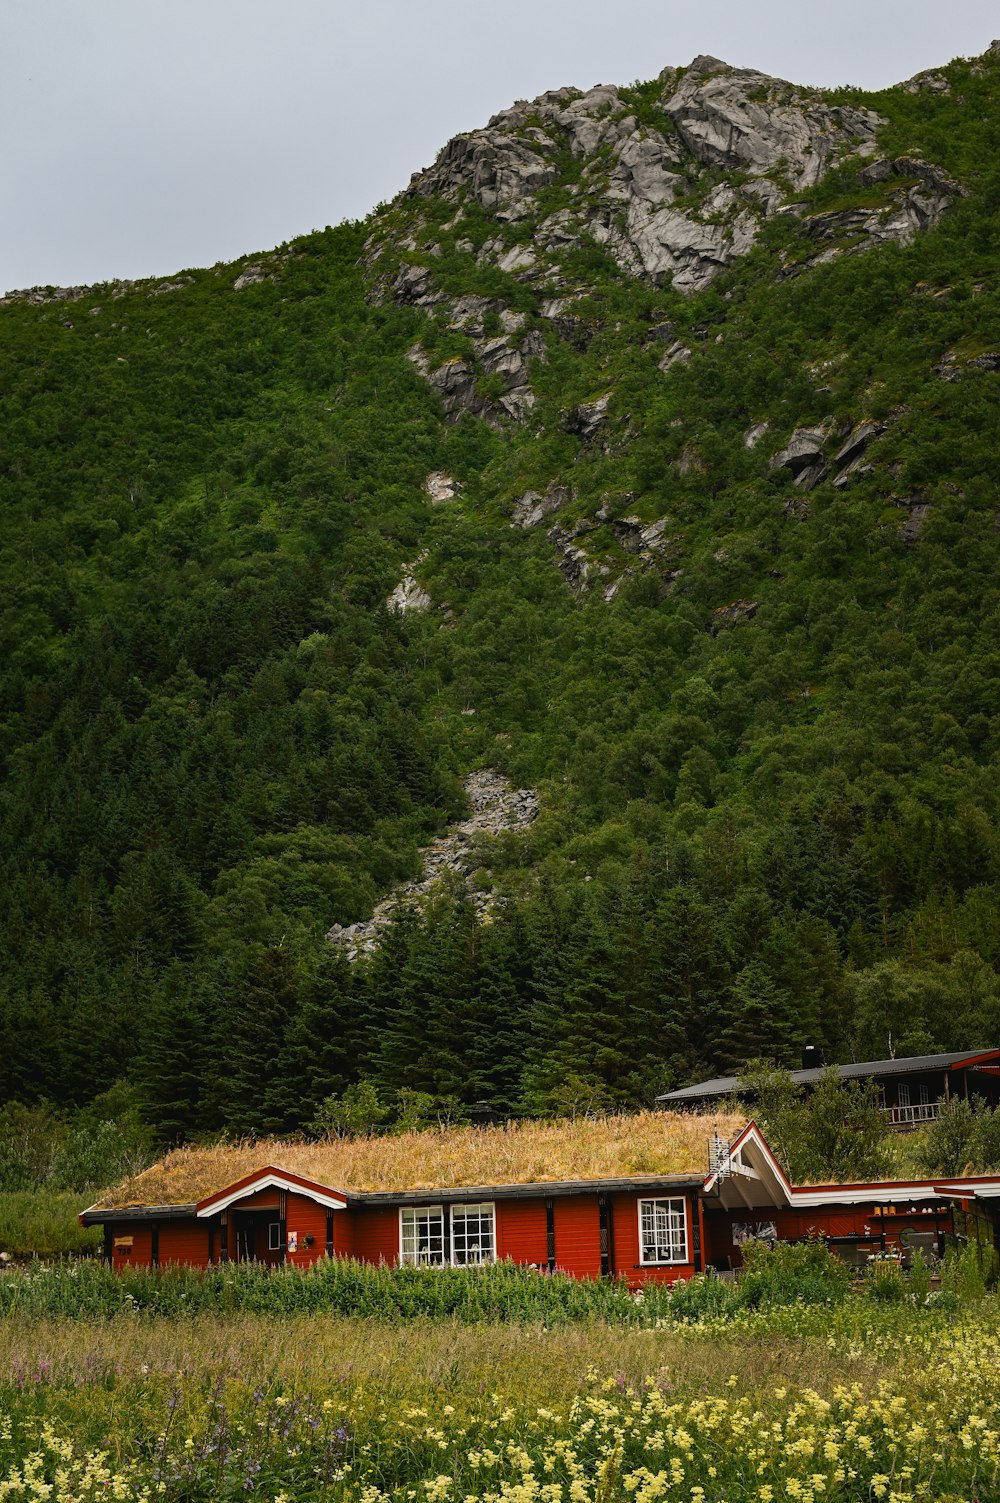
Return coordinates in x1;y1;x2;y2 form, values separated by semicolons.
93;1110;747;1209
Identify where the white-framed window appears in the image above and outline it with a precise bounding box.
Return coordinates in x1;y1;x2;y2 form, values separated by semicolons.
638;1198;688;1265
400;1205;446;1265
451;1203;495;1265
399;1204;497;1266
898;1082;911;1108
268;1222;283;1251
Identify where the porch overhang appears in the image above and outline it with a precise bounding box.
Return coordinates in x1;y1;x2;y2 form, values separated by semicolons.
196;1166;348;1218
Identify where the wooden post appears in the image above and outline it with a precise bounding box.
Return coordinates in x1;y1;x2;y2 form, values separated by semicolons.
545;1199;555;1273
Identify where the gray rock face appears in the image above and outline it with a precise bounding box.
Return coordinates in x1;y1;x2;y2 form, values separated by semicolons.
609;514;671;556
511;482;570;529
800;156;965;264
386;563;432;613
832;419;887;486
899;70;950;95
327;771;539;959
407;334;538;428
659;339;692;372
1;282;113;306
711;598;759;632
233;264;269;291
626;197;760;293
936;348;1000;382
368;52;955;325
547;525;607;592
424;471;457;503
662;58;881;189
563;392;612;441
414;130;557;219
769;421;837;489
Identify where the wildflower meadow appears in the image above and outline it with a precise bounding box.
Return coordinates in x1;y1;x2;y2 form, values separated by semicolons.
1;1252;999;1502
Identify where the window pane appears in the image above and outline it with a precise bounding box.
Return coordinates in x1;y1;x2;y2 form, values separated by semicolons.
400;1207;445;1265
639;1199;687;1263
452;1203;495;1265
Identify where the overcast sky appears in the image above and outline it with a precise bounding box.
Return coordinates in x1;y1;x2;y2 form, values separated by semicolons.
2;1;997;293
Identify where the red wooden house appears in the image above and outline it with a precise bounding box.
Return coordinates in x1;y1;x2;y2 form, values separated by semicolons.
81;1120;1000;1284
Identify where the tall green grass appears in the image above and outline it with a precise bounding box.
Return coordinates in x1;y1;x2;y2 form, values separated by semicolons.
0;1241;897;1322
0;1192;100;1258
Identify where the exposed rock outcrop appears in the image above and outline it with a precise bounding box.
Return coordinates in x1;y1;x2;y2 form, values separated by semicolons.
387;575;431;613
800;156;965;265
424;471;457;503
896;499;931;542
548;525;607;592
832;419;887;488
711;598;759;632
233;264;270;291
327;771;539;959
936;348;1000;380
511;483;570;529
406;339;537;427
661;56;881;189
370;54;906;307
563;392;612;442
769;421;837;489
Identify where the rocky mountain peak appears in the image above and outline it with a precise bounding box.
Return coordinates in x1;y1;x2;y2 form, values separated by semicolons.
367;48;964;461
661;60;882;188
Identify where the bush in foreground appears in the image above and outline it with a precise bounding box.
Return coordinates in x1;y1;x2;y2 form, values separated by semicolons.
0;1238;937;1323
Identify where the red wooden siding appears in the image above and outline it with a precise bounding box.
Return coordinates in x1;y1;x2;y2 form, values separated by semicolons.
157;1218;211;1268
350;1206;399;1266
611;1191;696;1288
552;1195;602;1279
333;1207;354;1258
285;1191;328;1268
496;1200;548;1266
110;1223;153;1270
231;1190;281;1210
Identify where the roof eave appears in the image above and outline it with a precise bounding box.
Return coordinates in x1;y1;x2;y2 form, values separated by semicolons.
80;1202;198;1225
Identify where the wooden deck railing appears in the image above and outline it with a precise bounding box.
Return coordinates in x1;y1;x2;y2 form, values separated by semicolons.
883;1101;941;1127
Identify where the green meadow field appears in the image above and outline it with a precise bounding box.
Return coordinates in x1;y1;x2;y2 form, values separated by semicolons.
0;1253;996;1503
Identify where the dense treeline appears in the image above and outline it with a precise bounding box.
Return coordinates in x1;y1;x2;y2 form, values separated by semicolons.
1;48;1000;1146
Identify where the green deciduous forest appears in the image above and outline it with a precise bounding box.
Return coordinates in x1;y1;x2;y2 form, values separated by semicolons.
2;45;1000;1160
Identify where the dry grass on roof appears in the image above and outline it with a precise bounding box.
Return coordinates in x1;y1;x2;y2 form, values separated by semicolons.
96;1110;747;1208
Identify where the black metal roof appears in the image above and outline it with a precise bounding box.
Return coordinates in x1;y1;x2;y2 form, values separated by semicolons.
353;1174;706;1209
656;1048;1000;1104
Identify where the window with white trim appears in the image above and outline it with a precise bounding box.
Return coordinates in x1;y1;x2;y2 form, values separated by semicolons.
400;1206;446;1265
451;1203;495;1265
638;1198;688;1265
268;1222;283;1251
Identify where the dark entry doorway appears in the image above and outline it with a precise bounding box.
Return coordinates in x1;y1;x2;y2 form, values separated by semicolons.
232;1209;285;1265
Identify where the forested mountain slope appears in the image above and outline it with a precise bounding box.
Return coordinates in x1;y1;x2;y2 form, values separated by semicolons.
2;44;1000;1144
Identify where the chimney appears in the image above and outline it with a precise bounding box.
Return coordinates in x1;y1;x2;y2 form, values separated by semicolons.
801;1045;822;1072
